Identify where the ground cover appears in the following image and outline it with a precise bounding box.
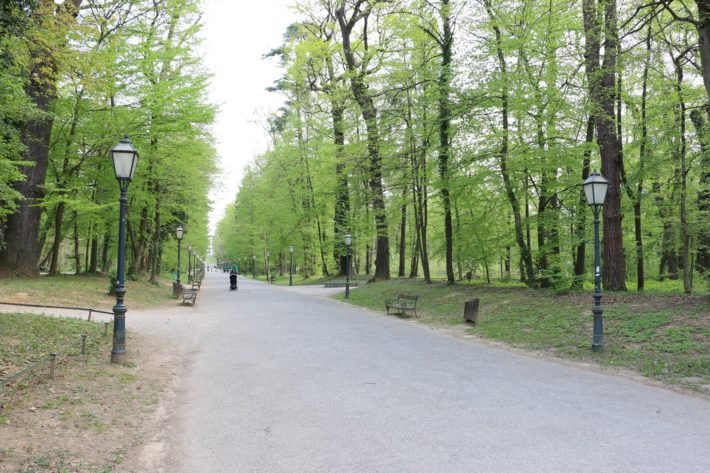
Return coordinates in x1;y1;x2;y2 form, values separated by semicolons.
0;275;178;472
0;274;174;310
339;278;709;395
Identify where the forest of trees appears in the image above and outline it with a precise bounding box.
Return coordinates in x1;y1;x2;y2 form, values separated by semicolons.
0;1;707;295
0;0;215;281
213;0;709;294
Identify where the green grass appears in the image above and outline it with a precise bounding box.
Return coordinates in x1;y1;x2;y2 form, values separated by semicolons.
0;273;175;310
0;313;108;368
339;278;710;394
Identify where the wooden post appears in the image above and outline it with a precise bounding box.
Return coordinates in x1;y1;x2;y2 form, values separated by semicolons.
464;298;480;324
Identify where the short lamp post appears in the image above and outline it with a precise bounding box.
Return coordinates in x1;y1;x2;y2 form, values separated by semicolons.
175;225;184;297
344;233;352;299
109;135;138;364
289;244;294;286
583;170;609;352
187;244;193;284
252;254;256;279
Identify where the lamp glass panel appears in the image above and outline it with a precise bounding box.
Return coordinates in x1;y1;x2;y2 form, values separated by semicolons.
111;141;138;179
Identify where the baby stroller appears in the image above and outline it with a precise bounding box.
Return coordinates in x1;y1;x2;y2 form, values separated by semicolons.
229;272;238;291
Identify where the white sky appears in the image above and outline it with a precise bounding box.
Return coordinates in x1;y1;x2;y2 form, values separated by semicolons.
200;0;294;235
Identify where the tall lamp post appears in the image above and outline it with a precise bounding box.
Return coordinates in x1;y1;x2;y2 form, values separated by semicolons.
252;254;256;279
109;135;138;364
344;233;352;299
187;243;193;284
583;170;609;352
289;244;294;286
175;225;184;297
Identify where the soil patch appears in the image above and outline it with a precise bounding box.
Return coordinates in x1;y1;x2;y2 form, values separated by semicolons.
0;331;179;472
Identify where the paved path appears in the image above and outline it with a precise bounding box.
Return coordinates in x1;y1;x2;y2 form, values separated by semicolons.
127;271;710;473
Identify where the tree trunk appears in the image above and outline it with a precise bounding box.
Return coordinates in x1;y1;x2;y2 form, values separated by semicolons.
73;211;80;274
689;109;710;278
0;0;82;277
336;4;389;280
583;0;626;291
485;0;535;286
332;103;350;275
398;196;407;278
672;55;693;293
436;0;455;285
573;117;595;288
49;202;66;276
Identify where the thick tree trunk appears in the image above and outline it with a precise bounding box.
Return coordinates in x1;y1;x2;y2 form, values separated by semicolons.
673;58;693;293
0;0;82;277
437;0;455;285
336;5;389;280
689;110;710;278
89;236;98;274
332;104;350;275
583;0;626;291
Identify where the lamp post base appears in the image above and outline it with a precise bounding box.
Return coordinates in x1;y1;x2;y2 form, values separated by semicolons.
110;350;127;364
591;343;604;352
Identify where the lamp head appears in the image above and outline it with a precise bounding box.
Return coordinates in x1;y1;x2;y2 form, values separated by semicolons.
110;135;139;182
583;170;609;207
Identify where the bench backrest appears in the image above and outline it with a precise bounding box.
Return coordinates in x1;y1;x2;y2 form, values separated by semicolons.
398;294;418;301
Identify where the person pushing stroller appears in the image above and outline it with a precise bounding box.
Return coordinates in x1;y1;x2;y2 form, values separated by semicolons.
229;264;238;291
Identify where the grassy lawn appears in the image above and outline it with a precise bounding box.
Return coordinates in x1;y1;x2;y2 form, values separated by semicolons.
338;278;710;395
0;273;175;310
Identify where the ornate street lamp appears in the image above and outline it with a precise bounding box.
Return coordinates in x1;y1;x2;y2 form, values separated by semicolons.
583;170;609;352
109;135;138;364
289;244;294;286
344;233;352;299
187;243;193;284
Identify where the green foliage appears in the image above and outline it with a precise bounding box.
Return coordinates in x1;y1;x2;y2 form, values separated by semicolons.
214;0;708;295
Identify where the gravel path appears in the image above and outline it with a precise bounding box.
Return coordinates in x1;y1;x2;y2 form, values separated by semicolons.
137;271;710;473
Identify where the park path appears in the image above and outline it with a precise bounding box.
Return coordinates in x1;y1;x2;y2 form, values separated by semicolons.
125;270;710;473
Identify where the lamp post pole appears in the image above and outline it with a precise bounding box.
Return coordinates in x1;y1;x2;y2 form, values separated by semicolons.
592;204;603;351
266;251;270;282
112;181;129;363
289;244;294;286
109;135;138;364
187;244;192;284
344;233;352;299
583;170;609;352
253;255;256;279
175;225;183;297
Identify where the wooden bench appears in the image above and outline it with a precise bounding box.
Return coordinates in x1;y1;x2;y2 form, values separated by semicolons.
385;294;419;317
182;286;198;305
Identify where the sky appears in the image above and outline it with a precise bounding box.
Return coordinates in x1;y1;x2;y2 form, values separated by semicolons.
200;0;294;235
